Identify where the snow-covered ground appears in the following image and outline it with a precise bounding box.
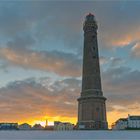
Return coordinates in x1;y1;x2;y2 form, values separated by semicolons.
0;130;140;140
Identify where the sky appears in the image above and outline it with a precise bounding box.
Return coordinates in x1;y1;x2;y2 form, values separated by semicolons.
0;1;140;127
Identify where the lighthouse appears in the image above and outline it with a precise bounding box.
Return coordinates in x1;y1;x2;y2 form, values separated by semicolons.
77;13;108;130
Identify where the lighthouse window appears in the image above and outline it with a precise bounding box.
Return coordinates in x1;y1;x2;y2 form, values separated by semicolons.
92;35;95;38
92;53;96;59
91;46;95;52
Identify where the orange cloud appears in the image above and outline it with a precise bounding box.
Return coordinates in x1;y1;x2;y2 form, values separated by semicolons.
0;78;79;126
110;35;132;46
100;26;140;48
0;71;140;127
0;63;140;128
0;48;81;77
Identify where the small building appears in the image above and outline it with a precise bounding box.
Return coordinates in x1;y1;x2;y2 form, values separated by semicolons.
18;123;31;130
54;121;74;131
0;123;18;130
112;118;127;130
112;115;140;130
32;124;44;130
127;115;140;129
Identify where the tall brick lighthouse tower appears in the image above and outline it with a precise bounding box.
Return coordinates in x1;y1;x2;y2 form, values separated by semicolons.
77;13;108;130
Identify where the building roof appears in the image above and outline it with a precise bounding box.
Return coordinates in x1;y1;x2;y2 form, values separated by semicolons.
119;118;127;121
19;123;31;126
129;116;140;120
115;118;127;123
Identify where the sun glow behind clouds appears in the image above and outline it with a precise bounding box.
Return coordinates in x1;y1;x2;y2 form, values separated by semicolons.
31;120;54;127
44;116;77;125
36;121;54;127
27;116;77;127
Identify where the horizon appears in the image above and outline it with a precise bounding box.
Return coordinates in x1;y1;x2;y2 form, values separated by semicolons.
0;1;140;128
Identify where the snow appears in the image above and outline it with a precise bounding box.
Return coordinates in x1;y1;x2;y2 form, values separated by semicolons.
0;130;140;140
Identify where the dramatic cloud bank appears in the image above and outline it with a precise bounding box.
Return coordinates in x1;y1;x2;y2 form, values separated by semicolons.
0;48;81;77
0;77;80;123
0;65;140;126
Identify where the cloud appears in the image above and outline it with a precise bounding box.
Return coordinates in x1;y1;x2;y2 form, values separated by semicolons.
0;77;80;123
95;2;140;49
0;1;140;52
0;2;83;52
99;56;109;65
102;66;140;107
0;65;140;125
0;47;82;77
109;57;125;67
131;42;140;57
7;35;36;50
101;66;140;125
1;1;140;53
100;56;125;67
0;4;84;77
100;27;140;49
